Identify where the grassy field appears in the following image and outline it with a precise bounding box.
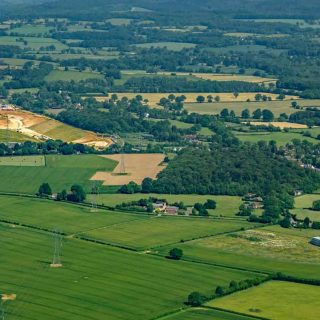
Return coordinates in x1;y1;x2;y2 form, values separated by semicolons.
0;36;67;50
205;45;286;55
208;281;320;320
0;154;117;194
0;155;45;167
292;194;320;220
9;25;52;35
86;194;243;217
166;308;257;320
159;225;320;279
234;131;318;146
81;217;254;250
135;42;197;51
0;129;37;142
184;99;320;116
0;195;143;234
45;69;104;82
1;223;260;320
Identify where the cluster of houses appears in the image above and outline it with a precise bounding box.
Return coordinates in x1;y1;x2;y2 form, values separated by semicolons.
242;193;264;209
152;201;192;216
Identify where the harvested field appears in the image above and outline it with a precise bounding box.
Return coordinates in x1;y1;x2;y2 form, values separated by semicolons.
0;109;112;148
96;92;299;108
91;153;165;185
248;121;308;129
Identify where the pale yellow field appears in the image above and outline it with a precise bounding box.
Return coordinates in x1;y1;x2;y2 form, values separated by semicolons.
91;154;165;185
224;32;288;38
248;122;308;129
96;92;299;107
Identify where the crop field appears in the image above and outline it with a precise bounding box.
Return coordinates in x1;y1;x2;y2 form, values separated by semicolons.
134;42;197;51
45;69;104;82
159;225;320;279
106;18;133;25
292;194;320;220
81;217;254;250
208;281;320;320
166;308;256;320
234;131;317;146
184;98;320;117
0;155;45;167
248;121;308;129
0;36;67;50
0;223;260;320
91;154;166;186
0;195;142;234
86;194;243;217
0;154;117;194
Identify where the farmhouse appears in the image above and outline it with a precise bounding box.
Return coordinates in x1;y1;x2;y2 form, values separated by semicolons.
310;237;320;247
165;206;179;215
153;201;167;212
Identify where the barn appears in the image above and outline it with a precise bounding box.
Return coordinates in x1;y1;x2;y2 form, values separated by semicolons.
310;237;320;247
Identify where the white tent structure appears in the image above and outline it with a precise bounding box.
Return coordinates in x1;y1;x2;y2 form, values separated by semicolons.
310;237;320;247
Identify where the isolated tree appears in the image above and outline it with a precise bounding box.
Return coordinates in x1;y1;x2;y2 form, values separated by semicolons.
230;110;236;118
169;248;183;260
277;93;286;100
204;199;216;209
214;95;221;102
253;108;262;119
304;217;311;228
233;92;239;99
196;95;205;103
68;184;86;202
262;109;274;122
255;93;262;101
241;109;250;118
168;94;175;101
38;183;52;197
220;108;229;118
207;95;213;103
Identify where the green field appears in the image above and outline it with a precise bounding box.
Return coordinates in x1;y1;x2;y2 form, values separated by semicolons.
234;131;317;146
205;45;286;55
135;42;196;51
1;223;260;320
9;25;52;35
292;194;320;220
159;225;320;279
208;281;320;320
0;154;117;194
81;217;254;250
45;69;104;82
0;195;144;234
166;308;257;320
86;194;243;217
0;155;45;167
0;129;36;142
0;36;67;50
184;99;320;116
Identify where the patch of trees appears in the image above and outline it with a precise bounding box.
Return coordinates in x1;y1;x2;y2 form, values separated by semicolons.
0;140;95;156
289;109;320;127
116;76;263;93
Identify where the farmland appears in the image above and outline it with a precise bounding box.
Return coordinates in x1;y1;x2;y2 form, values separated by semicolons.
208;281;320;320
184;98;320;116
0;155;45;166
1;222;260;320
44;69;104;82
234;131;318;146
292;194;320;220
0;129;37;142
158;225;320;279
80;217;254;250
97;92;297;108
0;36;67;50
166;308;256;320
91;154;166;186
0;154;117;194
134;42;197;51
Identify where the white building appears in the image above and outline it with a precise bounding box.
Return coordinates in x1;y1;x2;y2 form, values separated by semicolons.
310;237;320;247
